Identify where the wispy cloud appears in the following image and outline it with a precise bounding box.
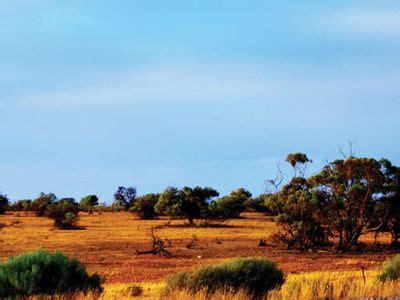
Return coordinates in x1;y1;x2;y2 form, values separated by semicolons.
16;61;400;108
321;8;400;38
17;65;277;107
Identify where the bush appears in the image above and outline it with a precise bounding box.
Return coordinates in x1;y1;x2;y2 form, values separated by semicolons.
0;194;9;214
10;199;32;211
208;189;251;219
130;193;159;219
378;254;400;281
165;257;284;298
79;195;99;212
0;250;103;297
31;192;57;217
45;198;79;229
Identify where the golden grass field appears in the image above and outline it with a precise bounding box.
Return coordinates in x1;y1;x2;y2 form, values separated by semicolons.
1;211;399;298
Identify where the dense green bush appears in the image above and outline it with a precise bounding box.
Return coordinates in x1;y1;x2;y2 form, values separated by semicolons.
79;195;99;212
45;198;79;229
0;250;103;297
378;254;400;281
165;257;284;297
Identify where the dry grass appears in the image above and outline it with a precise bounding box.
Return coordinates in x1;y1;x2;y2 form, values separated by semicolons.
101;270;400;299
0;211;399;299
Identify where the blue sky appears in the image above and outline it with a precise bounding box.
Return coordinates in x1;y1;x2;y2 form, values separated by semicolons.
1;1;399;202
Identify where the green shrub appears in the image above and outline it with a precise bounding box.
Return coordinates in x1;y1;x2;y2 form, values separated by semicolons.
0;250;103;297
378;254;400;281
165;257;284;297
79;195;99;212
45;198;79;229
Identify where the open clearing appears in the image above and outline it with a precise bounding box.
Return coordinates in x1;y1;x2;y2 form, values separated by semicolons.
0;212;394;286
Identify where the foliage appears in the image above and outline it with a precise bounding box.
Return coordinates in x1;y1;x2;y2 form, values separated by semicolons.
31;192;57;217
130;193;159;219
79;195;99;212
0;250;102;297
378;254;400;282
165;257;284;297
10;199;32;211
272;177;330;249
309;157;385;250
45;198;79;229
156;186;219;225
378;159;400;247
246;193;274;214
0;194;9;214
269;154;395;250
208;188;251;219
113;186;137;211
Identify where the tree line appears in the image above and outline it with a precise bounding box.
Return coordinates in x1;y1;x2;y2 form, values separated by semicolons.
0;186;259;228
1;152;399;252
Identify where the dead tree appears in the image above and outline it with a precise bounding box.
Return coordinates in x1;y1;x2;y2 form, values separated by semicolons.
135;227;172;256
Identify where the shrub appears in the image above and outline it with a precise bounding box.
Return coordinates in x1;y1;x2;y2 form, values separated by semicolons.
130;193;159;219
10;199;32;211
45;198;79;229
79;195;99;212
0;194;9;214
0;250;103;297
31;192;57;216
378;254;400;281
208;189;251;219
165;257;284;298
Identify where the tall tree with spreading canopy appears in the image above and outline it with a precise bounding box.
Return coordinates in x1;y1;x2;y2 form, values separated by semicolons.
155;186;219;225
309;157;385;250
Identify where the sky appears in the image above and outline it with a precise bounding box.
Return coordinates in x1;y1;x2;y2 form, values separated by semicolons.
1;1;399;202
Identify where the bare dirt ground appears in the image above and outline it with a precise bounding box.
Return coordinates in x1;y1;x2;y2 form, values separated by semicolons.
0;212;395;284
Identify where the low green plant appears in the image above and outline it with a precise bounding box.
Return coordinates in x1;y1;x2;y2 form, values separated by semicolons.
165;257;284;298
0;249;103;297
378;254;400;281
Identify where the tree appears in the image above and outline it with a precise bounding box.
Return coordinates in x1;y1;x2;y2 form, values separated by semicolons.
208;188;251;219
309;157;385;250
377;159;400;248
113;186;137;211
244;193;273;214
131;193;159;219
271;177;330;249
155;186;219;225
0;194;9;214
45;198;79;229
79;195;99;212
286;153;312;177
10;199;32;211
31;193;57;217
266;154;331;249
